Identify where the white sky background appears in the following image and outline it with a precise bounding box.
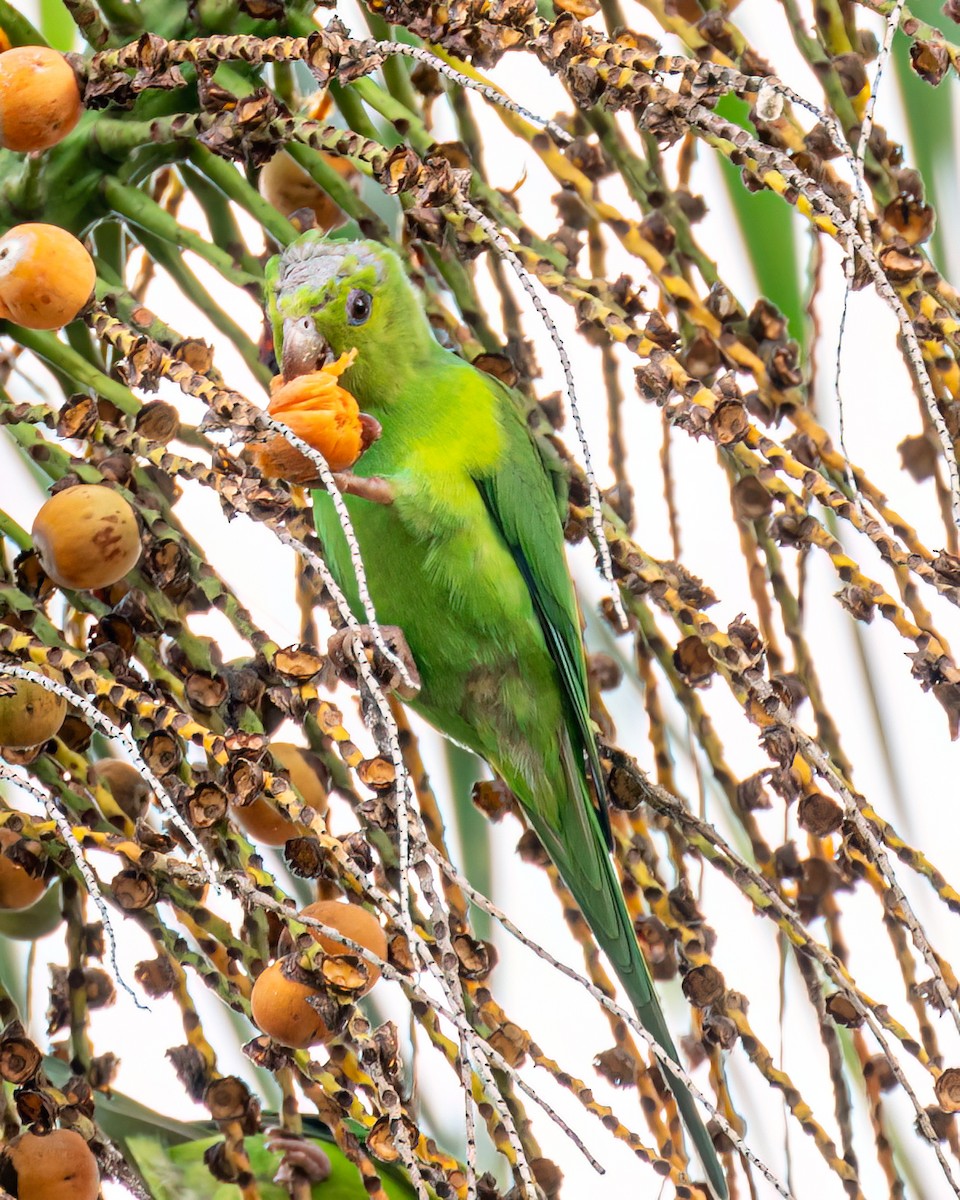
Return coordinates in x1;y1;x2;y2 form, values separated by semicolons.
3;1;960;1197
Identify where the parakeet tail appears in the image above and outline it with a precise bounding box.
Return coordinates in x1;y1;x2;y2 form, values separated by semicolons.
524;750;728;1200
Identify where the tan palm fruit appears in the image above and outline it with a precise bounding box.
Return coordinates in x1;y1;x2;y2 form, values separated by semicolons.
88;759;152;823
1;1128;100;1200
32;484;142;590
0;666;66;748
230;742;327;846
258;148;355;230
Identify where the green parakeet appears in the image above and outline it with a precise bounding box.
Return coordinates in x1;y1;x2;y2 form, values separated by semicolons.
266;234;727;1200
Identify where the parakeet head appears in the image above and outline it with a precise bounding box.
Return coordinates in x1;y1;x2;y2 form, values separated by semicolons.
266;234;438;404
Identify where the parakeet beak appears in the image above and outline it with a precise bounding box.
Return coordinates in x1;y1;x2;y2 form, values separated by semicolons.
281;315;333;382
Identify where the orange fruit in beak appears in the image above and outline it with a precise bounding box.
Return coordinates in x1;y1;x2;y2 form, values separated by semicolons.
251;350;369;483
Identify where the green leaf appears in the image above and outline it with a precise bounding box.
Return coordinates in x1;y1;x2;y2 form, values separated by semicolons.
37;0;75;51
127;1132;426;1199
714;93;806;347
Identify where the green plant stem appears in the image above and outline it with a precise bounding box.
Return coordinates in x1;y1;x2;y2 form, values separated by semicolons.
97;0;142;35
271;59;297;109
90;116;187;160
10;324;141;414
0;0;46;44
135;229;270;387
361;10;420;112
64;319;104;374
188;145;296;246
93;217;126;280
328;80;387;145
0;153;48;220
590;110;722;290
64;0;109;50
0;508;30;552
103;175;263;290
180;164;264;278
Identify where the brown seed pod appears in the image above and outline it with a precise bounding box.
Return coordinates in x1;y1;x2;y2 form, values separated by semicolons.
32;485;142;590
300;899;387;996
681;963;726;1008
0;827;47;911
87;759;152;824
0;666;66;749
0;1023;41;1084
0;1127;100;1200
142;729;180;776
203;1075;254;1123
936;1067;960;1113
797;790;844;837
112;868;158;911
250;957;330;1049
0;47;82;152
0;224;95;329
825;993;863;1029
187;782;227;829
366;1113;420;1164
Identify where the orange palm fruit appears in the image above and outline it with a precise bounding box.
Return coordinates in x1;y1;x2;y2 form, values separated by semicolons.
273;742;329;815
231;794;300;847
32;484;141;590
250;957;330;1048
0;827;47;911
0;666;66;748
1;1128;100;1200
0;223;95;329
230;743;327;846
251;349;369;483
300;899;387;995
0;47;82;152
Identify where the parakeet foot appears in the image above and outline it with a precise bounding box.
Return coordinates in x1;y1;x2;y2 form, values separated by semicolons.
330;470;393;504
327;624;421;699
264;1128;331;1187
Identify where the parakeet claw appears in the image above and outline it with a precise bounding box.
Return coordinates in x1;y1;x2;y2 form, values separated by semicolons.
264;1128;331;1185
326;624;421;699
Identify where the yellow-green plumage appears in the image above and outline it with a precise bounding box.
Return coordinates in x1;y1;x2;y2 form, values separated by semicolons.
267;234;727;1200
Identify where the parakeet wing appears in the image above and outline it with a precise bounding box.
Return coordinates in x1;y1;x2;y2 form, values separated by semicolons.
475;385;608;828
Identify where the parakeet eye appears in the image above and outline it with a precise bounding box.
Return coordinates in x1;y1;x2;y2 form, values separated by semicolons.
346;289;372;326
